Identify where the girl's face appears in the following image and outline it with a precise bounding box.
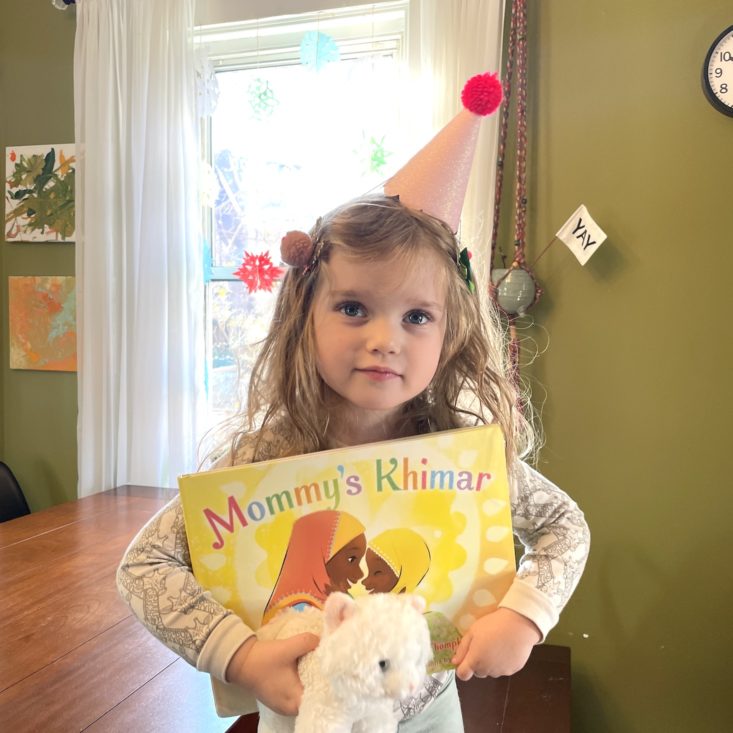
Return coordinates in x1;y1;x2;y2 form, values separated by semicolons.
363;547;398;593
312;248;447;423
325;533;367;593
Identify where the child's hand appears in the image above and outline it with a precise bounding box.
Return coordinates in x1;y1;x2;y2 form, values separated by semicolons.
226;633;320;715
451;608;541;680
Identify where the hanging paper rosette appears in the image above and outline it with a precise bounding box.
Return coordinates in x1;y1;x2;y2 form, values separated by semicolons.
353;133;392;177
195;48;220;118
367;134;391;174
247;78;279;121
299;31;340;71
234;252;285;293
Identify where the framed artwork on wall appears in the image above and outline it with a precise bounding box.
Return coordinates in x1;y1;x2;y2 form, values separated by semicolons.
4;144;75;242
8;276;77;371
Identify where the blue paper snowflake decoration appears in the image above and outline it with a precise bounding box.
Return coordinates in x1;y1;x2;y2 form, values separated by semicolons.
300;32;340;71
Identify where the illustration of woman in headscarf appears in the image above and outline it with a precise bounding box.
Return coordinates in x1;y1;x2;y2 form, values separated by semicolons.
363;528;431;594
261;509;366;624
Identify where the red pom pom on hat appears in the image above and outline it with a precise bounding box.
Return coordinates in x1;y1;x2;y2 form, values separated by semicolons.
461;72;503;116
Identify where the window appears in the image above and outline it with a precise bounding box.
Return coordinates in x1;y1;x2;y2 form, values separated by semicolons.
198;2;408;427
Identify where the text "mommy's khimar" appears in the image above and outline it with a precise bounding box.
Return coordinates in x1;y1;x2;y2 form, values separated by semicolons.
202;455;494;550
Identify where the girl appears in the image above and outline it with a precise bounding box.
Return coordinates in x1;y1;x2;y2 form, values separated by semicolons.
117;194;589;731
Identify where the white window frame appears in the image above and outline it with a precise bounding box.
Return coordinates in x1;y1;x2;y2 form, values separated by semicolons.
196;2;408;421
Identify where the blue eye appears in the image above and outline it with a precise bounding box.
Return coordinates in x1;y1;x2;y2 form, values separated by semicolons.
405;310;430;325
338;302;365;318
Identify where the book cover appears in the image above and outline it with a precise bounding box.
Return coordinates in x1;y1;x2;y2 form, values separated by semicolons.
179;424;516;675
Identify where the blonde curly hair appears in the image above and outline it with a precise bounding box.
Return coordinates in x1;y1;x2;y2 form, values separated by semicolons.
214;194;535;467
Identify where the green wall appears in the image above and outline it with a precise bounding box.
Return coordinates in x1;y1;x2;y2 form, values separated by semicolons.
0;1;77;509
1;0;732;730
525;1;733;731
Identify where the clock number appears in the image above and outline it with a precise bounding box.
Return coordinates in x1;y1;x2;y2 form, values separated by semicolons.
703;26;733;115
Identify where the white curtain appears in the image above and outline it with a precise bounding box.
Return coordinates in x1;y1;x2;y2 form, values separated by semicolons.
74;0;204;495
407;0;506;256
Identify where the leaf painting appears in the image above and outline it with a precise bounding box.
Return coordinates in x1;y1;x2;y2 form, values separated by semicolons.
5;144;75;242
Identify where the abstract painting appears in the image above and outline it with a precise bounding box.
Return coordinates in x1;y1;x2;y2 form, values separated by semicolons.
8;276;77;371
5;144;75;242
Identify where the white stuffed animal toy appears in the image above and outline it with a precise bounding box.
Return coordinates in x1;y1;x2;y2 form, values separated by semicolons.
256;591;432;733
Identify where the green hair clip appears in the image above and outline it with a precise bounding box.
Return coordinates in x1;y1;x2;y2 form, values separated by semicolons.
457;248;476;294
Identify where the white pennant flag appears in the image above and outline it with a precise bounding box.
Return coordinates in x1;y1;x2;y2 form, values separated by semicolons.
555;204;607;265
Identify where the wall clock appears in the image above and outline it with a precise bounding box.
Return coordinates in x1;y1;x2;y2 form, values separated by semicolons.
702;25;733;116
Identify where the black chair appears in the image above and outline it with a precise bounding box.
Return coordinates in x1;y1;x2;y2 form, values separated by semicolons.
0;461;31;523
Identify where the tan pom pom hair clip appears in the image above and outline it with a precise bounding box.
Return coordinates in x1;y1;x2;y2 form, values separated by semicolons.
280;221;324;274
279;72;503;289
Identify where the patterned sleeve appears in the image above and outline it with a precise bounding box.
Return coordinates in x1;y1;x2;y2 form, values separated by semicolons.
498;460;590;638
116;428;292;680
116;495;255;681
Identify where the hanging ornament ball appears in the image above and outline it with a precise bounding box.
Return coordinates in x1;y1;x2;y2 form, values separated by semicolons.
491;266;538;315
461;72;503;116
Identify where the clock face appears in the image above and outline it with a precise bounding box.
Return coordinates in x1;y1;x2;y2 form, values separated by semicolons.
703;26;733;116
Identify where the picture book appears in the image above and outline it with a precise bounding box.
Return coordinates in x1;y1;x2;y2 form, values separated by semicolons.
179;424;516;713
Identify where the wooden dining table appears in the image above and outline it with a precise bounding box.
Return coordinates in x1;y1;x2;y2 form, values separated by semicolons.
0;485;570;732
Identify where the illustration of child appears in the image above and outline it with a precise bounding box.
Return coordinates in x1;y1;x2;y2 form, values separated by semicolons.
117;72;589;731
261;509;366;624
363;528;431;595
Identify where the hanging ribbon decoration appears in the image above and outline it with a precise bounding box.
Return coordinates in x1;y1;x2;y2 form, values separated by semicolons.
489;0;541;401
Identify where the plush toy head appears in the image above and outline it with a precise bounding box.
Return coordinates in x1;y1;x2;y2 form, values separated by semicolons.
317;591;432;704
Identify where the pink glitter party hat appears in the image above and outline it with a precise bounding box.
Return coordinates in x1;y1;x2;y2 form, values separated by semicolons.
384;72;503;232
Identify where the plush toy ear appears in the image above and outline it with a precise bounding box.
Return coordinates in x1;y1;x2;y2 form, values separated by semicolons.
322;592;357;633
408;594;426;614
